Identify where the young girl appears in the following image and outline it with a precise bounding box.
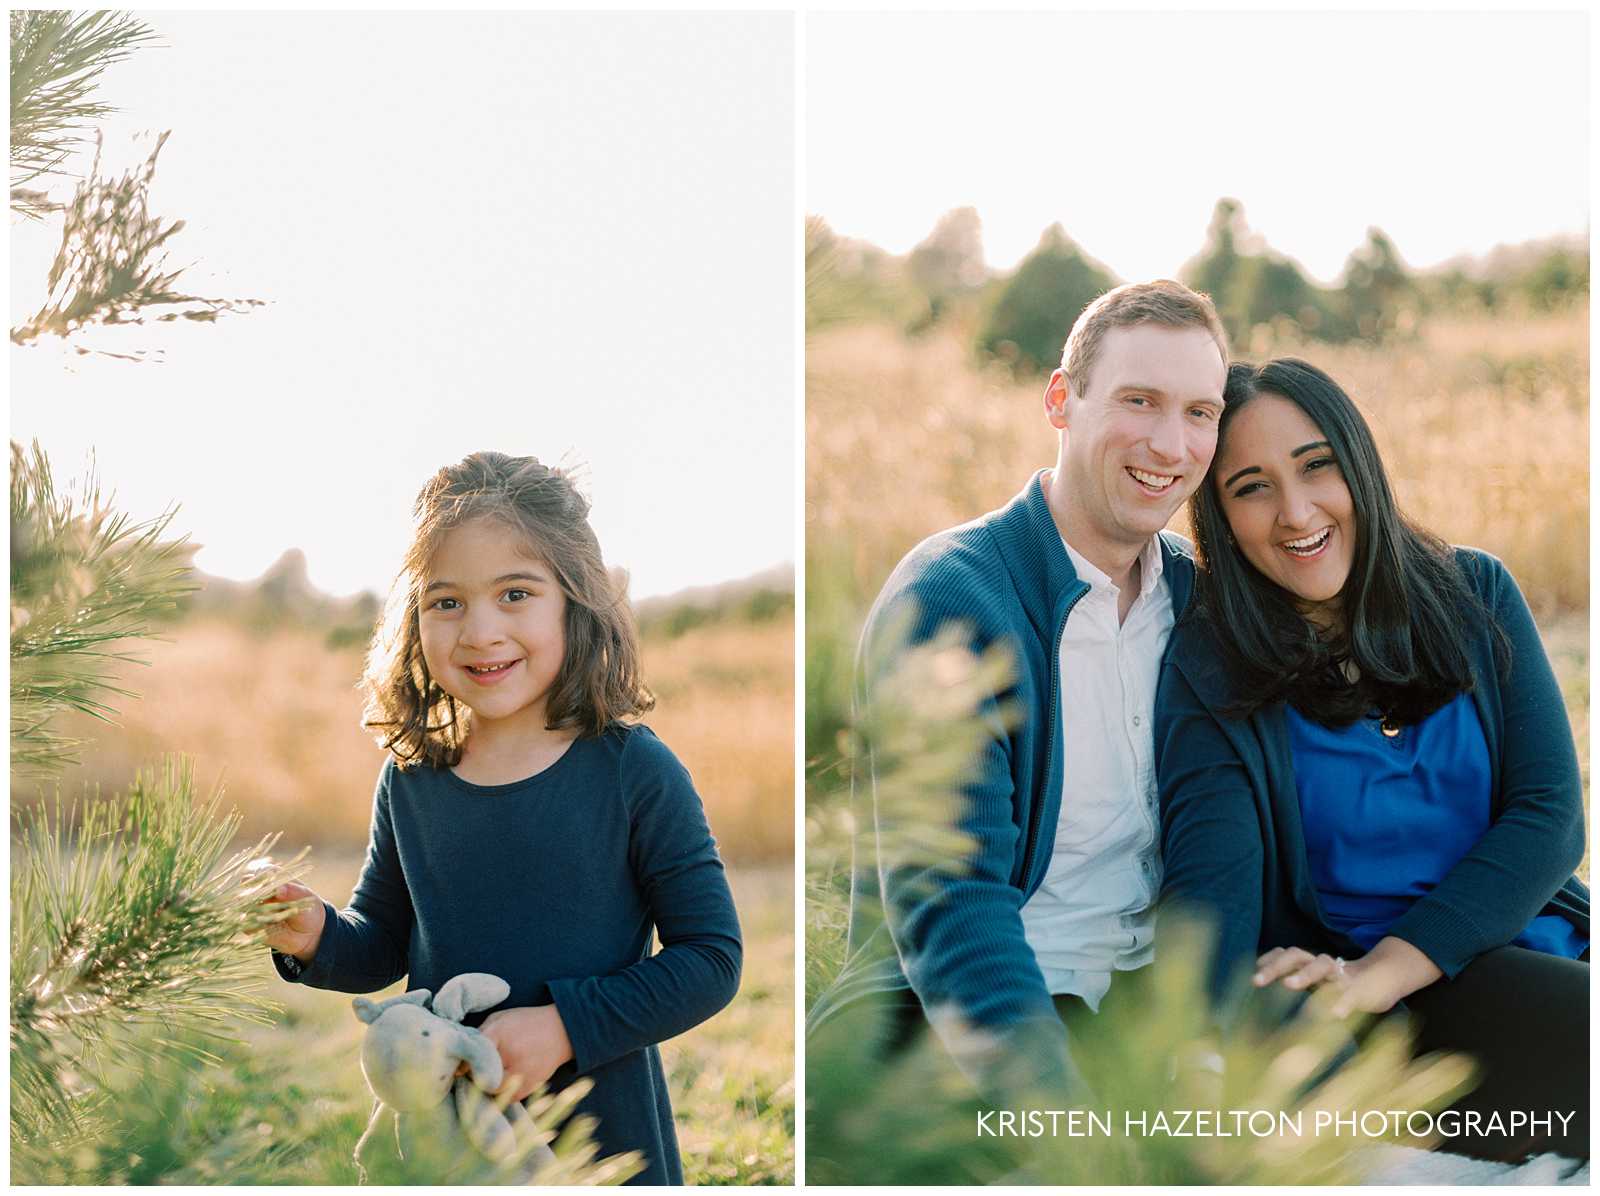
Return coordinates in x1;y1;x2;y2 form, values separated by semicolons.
264;451;742;1184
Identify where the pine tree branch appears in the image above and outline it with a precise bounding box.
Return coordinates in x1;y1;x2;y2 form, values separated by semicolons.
10;133;265;349
10;440;199;777
10;10;158;210
11;760;309;1154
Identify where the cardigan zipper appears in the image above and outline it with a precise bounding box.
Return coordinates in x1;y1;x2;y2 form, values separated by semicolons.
1021;586;1086;893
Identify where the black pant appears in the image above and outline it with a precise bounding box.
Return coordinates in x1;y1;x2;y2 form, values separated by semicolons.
886;948;1588;1163
1399;945;1588;1162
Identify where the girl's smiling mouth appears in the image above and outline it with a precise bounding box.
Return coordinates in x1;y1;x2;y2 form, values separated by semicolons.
464;659;522;683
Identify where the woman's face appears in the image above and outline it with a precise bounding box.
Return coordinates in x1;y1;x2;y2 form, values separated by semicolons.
1213;393;1356;626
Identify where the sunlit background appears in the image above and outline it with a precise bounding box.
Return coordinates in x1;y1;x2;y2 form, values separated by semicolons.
810;10;1587;280
13;11;794;601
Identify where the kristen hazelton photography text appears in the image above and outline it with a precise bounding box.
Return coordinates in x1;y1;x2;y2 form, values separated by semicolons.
973;1108;1582;1144
805;9;1587;1188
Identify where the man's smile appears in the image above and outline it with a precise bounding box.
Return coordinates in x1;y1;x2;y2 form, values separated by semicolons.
1126;466;1179;493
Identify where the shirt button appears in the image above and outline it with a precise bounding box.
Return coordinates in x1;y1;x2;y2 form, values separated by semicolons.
1132;715;1141;726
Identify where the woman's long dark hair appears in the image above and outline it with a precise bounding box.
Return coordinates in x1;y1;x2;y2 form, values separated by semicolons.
1190;358;1491;726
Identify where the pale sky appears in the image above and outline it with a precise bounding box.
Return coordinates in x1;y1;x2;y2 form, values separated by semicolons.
808;10;1589;281
11;12;794;601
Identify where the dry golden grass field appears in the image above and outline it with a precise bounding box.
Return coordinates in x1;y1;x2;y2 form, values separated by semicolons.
807;306;1588;621
25;613;794;866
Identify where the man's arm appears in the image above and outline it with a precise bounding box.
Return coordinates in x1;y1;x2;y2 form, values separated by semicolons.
860;576;1079;1094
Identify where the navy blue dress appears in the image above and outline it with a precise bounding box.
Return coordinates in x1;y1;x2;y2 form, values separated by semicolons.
275;722;743;1184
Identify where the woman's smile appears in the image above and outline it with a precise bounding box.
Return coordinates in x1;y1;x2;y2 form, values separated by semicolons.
1279;527;1333;559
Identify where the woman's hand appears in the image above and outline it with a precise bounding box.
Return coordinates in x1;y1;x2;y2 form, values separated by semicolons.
259;881;327;962
1253;945;1360;1004
1253;936;1444;1017
478;1005;574;1101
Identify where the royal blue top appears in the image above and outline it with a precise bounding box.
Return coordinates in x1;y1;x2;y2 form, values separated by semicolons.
272;723;742;1185
1286;695;1587;959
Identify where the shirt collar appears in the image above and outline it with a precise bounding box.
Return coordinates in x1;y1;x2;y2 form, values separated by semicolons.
1059;533;1166;601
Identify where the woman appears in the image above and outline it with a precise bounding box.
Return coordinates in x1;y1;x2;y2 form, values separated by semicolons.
1155;358;1588;1162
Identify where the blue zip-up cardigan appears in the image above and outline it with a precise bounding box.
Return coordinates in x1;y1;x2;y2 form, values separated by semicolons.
808;471;1195;1086
1155;546;1589;1004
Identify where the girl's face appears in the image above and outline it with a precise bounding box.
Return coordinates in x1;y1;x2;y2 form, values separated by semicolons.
417;517;568;736
1213;393;1357;628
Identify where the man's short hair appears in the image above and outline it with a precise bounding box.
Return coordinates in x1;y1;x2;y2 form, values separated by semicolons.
1059;279;1228;398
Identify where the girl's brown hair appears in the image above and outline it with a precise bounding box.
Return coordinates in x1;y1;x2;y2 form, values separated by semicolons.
361;451;654;767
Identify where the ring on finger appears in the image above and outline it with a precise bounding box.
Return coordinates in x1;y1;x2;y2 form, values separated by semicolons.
1334;956;1347;979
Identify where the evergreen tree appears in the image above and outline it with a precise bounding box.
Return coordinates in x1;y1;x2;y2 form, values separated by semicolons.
1338;227;1415;341
9;439;311;1165
1184;198;1247;314
907;206;986;329
1183;199;1339;346
976;224;1117;373
1522;246;1589;311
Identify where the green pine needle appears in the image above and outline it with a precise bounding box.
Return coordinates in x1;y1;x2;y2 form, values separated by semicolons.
11;758;309;1155
10;10;158;212
10;439;197;778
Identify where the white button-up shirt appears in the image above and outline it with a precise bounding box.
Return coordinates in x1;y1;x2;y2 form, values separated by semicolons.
1018;533;1173;1010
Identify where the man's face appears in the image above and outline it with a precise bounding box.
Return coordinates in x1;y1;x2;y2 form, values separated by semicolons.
1047;323;1227;551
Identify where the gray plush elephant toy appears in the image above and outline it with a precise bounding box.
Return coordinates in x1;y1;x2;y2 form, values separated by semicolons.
351;972;556;1183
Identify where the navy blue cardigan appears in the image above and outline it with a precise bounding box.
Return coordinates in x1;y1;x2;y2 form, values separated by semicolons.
808;471;1195;1090
274;723;742;1185
1155;547;1588;1003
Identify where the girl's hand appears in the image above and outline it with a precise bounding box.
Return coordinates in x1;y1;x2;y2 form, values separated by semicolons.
259;881;327;962
479;1005;574;1101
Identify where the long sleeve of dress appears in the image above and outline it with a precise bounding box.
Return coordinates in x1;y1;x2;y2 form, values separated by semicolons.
273;763;414;993
545;732;742;1075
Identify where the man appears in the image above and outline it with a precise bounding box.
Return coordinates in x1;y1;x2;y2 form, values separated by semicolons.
808;280;1229;1093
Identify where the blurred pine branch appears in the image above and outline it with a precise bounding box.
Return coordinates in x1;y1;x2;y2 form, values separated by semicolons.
806;616;1476;1183
10;132;266;350
9;9;156;217
10;439;196;777
10;11;263;348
